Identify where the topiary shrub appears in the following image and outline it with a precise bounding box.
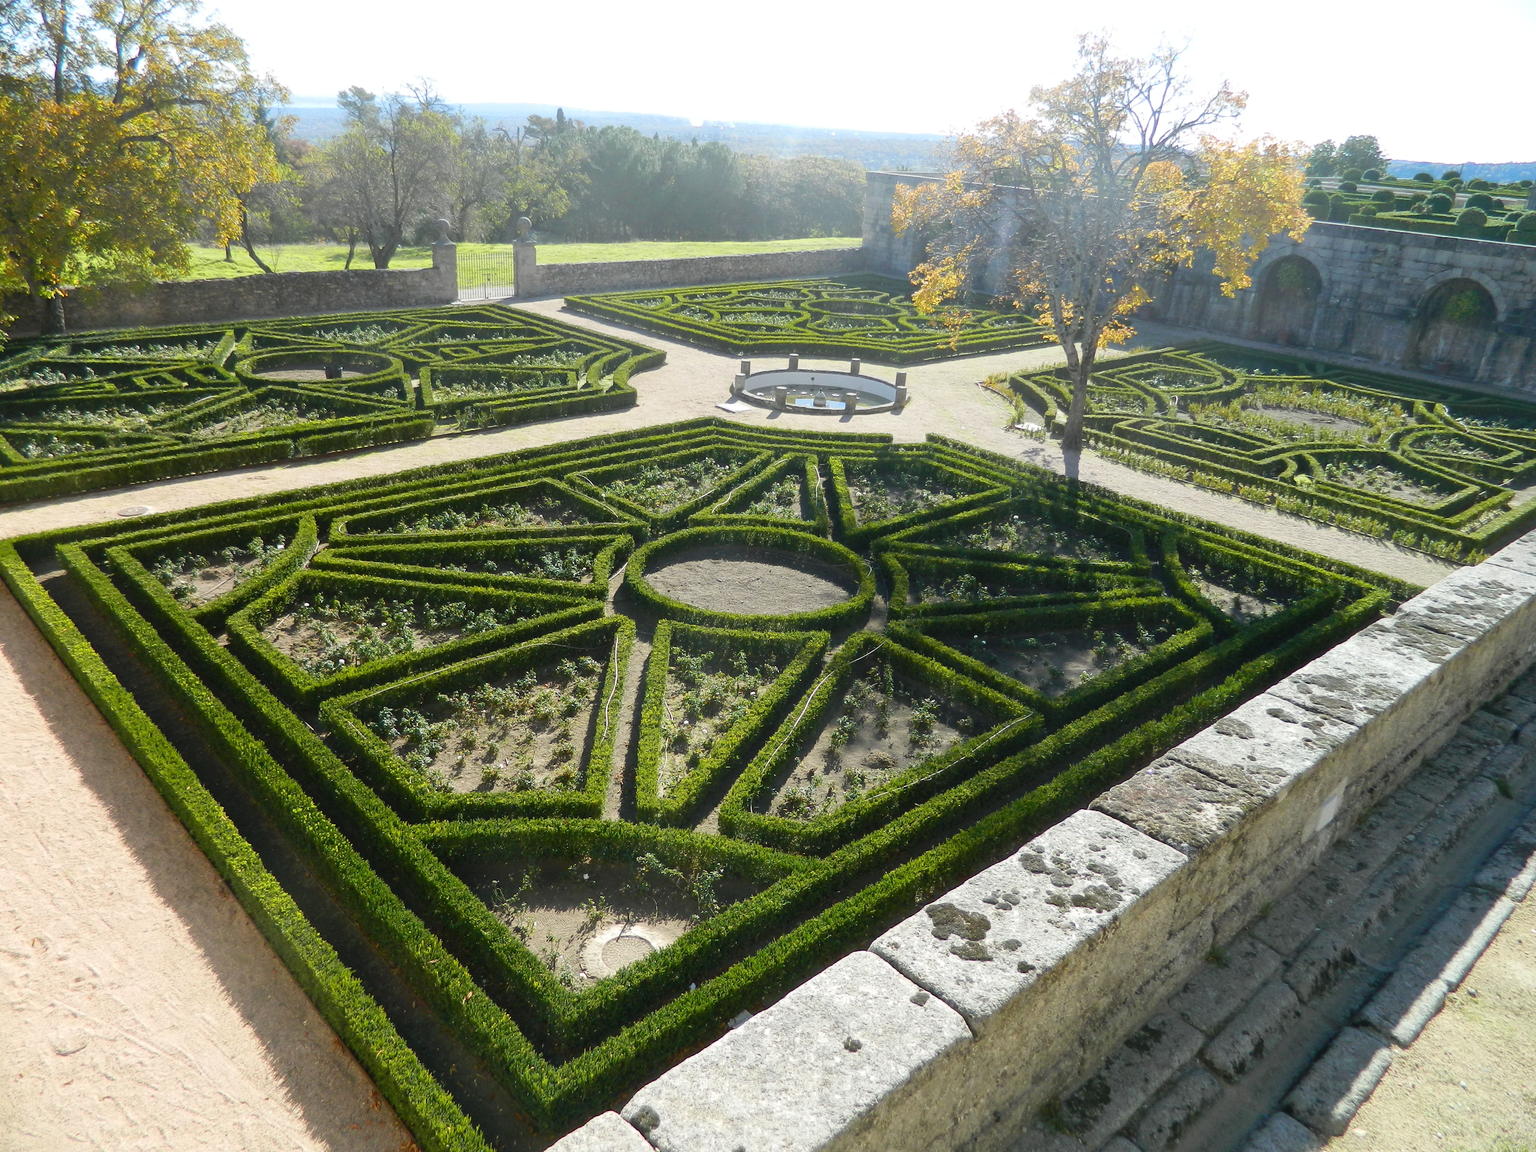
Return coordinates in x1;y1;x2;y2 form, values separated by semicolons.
1370;189;1395;206
1338;180;1358;194
1466;178;1491;191
1302;188;1331;211
1363;168;1382;181
1426;193;1454;214
1442;170;1461;181
1414;172;1434;182
1455;207;1489;234
1516;211;1536;235
1341;168;1364;182
1305;177;1322;187
1465;192;1496;212
1409;192;1428;206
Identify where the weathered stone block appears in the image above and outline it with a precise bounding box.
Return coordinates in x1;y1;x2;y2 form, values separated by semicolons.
1242;1112;1322;1152
1284;1027;1393;1137
1092;756;1258;854
547;1112;653;1152
868;813;1198;1147
1283;929;1357;1003
873;812;1185;1024
1041;1012;1203;1147
1165;934;1285;1035
1131;1065;1223;1152
622;951;969;1152
1203;980;1303;1081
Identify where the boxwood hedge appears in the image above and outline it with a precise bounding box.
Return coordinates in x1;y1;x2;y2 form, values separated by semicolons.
1004;340;1536;561
565;273;1052;364
4;417;1401;1147
0;303;661;504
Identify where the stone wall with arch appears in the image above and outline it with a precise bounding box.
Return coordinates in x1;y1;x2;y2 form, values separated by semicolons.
862;171;1536;393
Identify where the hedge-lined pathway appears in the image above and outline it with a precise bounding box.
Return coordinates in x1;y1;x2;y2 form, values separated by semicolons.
0;300;1454;588
0;300;1458;1151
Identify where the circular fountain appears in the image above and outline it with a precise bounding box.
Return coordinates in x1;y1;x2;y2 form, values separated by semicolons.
734;357;908;415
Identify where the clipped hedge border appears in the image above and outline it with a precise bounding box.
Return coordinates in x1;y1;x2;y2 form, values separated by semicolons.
634;622;830;825
0;302;664;503
563;274;1052;366
321;616;632;822
719;631;1041;855
312;533;633;600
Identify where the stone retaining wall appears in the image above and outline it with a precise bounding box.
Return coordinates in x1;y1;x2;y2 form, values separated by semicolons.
551;532;1536;1152
861;170;1536;392
3;244;459;337
510;245;866;299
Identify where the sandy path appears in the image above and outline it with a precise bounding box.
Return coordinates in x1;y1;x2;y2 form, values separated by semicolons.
0;300;1472;1151
0;587;410;1152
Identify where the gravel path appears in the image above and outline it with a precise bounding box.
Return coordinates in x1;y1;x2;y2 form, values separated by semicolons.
0;300;1461;1151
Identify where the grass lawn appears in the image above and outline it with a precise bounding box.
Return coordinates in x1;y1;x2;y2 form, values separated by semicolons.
180;237;861;284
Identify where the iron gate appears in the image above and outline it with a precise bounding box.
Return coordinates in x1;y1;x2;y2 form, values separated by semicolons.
456;248;518;300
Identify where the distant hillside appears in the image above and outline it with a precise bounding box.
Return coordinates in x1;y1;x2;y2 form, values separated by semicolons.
1389;159;1536;183
278;101;948;171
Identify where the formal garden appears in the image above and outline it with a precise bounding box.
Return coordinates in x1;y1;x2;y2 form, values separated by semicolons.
0;303;661;504
1;416;1402;1148
565;274;1053;363
997;341;1536;562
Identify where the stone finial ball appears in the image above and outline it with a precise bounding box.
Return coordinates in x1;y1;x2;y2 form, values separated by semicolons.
431;218;452;243
515;216;533;239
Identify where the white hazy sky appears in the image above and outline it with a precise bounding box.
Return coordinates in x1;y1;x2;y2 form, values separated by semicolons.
206;0;1533;162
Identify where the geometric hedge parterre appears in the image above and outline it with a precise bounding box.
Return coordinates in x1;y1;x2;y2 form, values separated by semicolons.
1006;340;1536;561
565;273;1054;364
0;303;661;505
0;418;1404;1149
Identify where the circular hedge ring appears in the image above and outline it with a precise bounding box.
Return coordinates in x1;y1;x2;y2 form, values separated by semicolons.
624;525;874;630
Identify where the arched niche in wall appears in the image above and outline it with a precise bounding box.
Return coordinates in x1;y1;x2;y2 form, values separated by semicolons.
1411;277;1497;379
1252;255;1323;346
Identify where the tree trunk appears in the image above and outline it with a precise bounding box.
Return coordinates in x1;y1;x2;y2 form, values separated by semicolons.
237;207;276;273
223;242;234;262
42;293;67;337
1060;348;1095;455
343;231;358;270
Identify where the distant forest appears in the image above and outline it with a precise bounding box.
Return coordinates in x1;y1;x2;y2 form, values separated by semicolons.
1389;160;1536;184
280;100;949;172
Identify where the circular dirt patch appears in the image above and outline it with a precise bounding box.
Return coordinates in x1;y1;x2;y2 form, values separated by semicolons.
601;934;655;968
581;922;680;979
234;349;401;385
644;546;855;616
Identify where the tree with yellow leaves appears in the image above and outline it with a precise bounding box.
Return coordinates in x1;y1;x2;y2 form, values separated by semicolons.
894;37;1309;454
0;0;285;334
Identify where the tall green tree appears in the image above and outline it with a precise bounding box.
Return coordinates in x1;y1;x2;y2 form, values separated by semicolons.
318;85;455;268
896;36;1309;455
0;0;284;332
1336;134;1387;176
